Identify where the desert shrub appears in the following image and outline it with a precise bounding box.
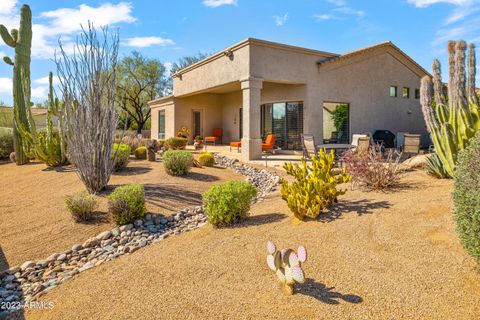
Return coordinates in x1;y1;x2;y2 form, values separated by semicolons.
0;127;13;159
453;132;480;264
108;184;146;225
203;181;257;226
112;143;131;171
163;150;193;176
121;134;141;152
135;146;147;160
281;149;351;220
165;137;187;150
198;152;215;167
342;147;402;190
65;192;98;222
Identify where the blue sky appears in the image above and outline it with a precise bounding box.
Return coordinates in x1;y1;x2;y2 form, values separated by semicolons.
0;0;479;105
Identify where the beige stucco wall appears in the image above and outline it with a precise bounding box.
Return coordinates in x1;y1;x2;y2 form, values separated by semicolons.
150;100;175;140
173;44;250;96
150;39;429;151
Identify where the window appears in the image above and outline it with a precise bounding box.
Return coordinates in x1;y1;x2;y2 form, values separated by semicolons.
323;102;350;144
402;87;410;98
158;110;165;139
415;88;420;99
389;86;397;97
261;101;303;150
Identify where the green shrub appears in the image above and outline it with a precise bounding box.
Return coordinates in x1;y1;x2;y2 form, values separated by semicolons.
0;127;14;159
453;132;480;264
198;152;215;167
112;143;131;171
65;192;98;222
165;137;187;150
281;149;351;220
135;146;147;160
108;184;146;225
163;150;193;176
202;181;257;226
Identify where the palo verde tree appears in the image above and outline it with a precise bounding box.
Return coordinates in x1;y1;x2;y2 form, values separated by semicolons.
116;51;167;133
56;24;119;193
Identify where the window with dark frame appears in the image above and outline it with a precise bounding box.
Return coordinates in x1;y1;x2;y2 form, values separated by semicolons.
402;87;410;98
415;88;420;99
158;110;165;139
389;86;397;97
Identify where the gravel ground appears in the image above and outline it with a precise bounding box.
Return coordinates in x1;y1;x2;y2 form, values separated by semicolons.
23;170;480;320
0;159;243;271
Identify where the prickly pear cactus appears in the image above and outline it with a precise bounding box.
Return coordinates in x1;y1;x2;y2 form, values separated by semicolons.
266;240;307;295
0;4;33;165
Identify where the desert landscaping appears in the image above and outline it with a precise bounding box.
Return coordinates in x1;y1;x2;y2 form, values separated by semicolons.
1;1;480;319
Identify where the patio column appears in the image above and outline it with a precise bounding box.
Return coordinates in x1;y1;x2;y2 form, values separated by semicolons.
241;77;263;161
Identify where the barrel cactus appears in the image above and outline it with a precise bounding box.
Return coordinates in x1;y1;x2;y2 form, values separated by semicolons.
420;40;480;178
266;240;307;295
0;4;33;165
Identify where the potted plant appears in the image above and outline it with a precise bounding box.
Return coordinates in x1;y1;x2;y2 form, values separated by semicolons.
177;126;190;139
194;135;203;150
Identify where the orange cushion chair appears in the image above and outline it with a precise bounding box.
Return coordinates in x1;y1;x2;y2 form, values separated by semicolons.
204;128;223;145
229;141;241;152
262;134;275;152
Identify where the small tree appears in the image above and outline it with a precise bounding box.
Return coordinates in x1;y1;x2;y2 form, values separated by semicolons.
116;51;167;133
56;24;119;193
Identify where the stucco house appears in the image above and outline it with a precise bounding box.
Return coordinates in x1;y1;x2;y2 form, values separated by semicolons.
148;38;429;161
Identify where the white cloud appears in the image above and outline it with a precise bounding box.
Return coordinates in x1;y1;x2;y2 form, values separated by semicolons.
34;75;61;86
314;2;366;22
274;13;288;26
325;0;347;6
0;0;17;14
31;86;48;99
40;3;136;34
0;77;13;94
313;14;336;20
1;2;137;59
407;0;470;8
203;0;238;8
333;6;366;17
122;37;175;48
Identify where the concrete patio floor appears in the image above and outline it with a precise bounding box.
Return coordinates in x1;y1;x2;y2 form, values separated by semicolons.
188;144;303;169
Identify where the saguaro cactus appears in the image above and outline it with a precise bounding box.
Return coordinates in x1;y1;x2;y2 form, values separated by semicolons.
421;40;480;178
266;241;307;295
0;4;33;165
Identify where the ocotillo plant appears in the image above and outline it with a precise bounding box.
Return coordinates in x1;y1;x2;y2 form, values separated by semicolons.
20;72;68;166
420;40;480;178
266;241;307;295
0;4;33;165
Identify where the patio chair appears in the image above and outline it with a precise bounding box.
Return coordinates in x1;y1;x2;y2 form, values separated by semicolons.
403;134;421;156
356;137;371;154
229;141;241;152
351;134;369;150
301;134;318;159
262;134;275;153
204;128;223;145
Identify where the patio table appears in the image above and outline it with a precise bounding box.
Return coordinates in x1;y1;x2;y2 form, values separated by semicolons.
317;143;353;151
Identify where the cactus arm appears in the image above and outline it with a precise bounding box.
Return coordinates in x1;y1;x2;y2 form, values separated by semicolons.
0;25;16;47
3;56;14;65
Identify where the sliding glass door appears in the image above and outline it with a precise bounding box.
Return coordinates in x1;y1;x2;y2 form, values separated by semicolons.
261;101;303;150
